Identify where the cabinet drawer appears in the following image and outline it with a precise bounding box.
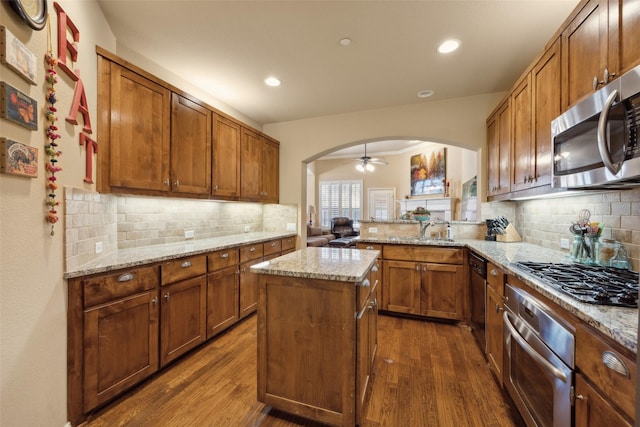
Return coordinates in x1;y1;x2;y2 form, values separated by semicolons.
356;243;382;254
240;243;264;262
281;237;295;252
208;248;239;272
576;325;636;420
263;240;282;256
83;266;159;308
486;262;504;295
161;255;207;286
383;245;463;264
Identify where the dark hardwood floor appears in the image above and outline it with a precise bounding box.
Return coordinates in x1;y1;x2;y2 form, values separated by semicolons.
84;314;524;427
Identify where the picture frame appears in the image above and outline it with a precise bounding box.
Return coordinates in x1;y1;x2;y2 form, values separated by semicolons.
0;26;37;84
0;81;38;130
410;147;447;196
0;137;38;177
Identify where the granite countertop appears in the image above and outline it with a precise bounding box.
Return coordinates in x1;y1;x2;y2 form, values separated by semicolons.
251;246;380;283
64;231;297;279
359;236;638;353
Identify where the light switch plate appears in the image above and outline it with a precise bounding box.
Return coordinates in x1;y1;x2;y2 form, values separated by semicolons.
368;227;378;233
560;238;570;249
95;241;103;254
185;230;195;239
244;225;251;233
286;223;296;231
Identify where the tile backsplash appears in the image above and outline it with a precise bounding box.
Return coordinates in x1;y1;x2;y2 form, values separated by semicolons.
65;187;298;271
482;188;640;271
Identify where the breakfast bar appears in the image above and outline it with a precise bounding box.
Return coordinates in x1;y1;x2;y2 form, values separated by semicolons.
251;247;380;427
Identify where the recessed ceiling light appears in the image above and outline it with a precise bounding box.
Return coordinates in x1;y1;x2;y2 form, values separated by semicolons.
417;90;434;98
438;39;460;54
339;37;351;46
264;76;281;87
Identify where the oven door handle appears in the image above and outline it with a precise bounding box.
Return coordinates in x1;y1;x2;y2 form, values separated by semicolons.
503;311;568;383
597;89;623;175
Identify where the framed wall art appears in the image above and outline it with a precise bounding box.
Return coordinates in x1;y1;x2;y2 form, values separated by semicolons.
0;26;37;84
410;147;447;196
0;81;37;130
0;138;38;177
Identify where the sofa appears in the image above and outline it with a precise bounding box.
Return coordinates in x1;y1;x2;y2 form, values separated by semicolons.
306;224;336;247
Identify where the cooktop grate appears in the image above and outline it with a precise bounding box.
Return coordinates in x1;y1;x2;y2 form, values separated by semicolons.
514;262;639;308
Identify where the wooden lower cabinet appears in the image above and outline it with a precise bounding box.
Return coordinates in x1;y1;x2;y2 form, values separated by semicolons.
160;276;207;367
382;259;464;320
207;265;240;338
485;284;504;385
575;373;632;427
83;289;159;412
239;259;261;318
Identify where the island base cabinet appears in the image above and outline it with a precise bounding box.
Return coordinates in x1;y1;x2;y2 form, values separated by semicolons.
206;266;240;338
83;290;159;412
258;275;364;427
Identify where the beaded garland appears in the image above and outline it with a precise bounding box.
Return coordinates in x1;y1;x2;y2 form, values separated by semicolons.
45;52;62;236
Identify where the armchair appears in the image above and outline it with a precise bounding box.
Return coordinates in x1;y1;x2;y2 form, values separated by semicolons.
330;217;359;239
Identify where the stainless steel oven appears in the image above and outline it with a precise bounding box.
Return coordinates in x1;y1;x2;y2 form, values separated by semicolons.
503;283;575;427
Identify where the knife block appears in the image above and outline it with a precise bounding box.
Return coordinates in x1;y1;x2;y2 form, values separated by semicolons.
496;224;522;242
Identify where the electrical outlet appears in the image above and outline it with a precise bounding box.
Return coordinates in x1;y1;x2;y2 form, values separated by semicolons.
560;238;570;249
286;223;296;231
368;227;378;233
95;241;103;254
185;230;195;239
244;225;250;233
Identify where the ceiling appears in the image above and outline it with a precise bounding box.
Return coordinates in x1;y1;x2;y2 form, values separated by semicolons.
97;0;579;135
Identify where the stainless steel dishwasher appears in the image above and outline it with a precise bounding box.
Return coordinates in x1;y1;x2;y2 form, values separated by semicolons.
469;252;486;351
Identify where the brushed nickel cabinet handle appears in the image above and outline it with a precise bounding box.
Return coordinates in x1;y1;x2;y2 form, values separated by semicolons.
371;265;379;272
490;269;498;276
181;261;192;268
366;246;374;250
221;253;229;259
151;296;158;305
361;279;370;287
415;264;421;272
117;273;134;282
164;178;170;186
271;242;276;247
174;180;180;187
250;247;256;252
602;351;630;378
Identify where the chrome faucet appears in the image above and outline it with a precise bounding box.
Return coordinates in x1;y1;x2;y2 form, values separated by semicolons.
419;220;433;240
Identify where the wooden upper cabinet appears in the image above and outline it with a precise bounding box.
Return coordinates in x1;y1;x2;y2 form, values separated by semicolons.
212;114;241;199
170;94;212;195
610;0;640;76
240;128;280;202
510;74;533;192
531;39;561;188
107;63;171;193
487;98;511;197
261;135;279;203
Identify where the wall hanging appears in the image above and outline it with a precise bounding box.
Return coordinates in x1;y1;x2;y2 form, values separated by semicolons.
410;147;446;196
0;81;37;130
0;137;38;177
0;26;37;84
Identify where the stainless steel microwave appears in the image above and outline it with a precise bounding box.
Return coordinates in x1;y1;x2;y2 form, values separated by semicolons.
551;64;640;189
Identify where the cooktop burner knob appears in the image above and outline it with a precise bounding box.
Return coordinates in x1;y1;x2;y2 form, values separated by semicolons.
593;287;611;301
618;291;637;305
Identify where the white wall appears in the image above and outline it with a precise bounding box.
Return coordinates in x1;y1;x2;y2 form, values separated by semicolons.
0;1;116;425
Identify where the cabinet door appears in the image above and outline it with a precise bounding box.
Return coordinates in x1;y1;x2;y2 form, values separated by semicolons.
170;94;212;195
212;115;241;198
487;114;500;196
207;266;239;338
356;298;371;424
421;264;464;320
84;290;159;411
382;260;421;314
160;276;207;367
486;284;504;386
562;0;609;108
511;74;533;192
240;128;263;200
575;374;633;427
262;136;279;202
109;64;170;192
240;258;263;318
611;0;640;75
487;99;511;197
531;39;561;188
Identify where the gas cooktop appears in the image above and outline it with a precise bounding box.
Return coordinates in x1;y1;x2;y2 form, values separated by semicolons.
514;262;639;308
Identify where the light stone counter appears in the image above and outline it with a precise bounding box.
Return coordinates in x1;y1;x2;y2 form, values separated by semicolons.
251;246;379;282
64;231;296;279
359;236;637;353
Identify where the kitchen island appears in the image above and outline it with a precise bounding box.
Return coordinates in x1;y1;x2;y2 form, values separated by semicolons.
251;247;380;427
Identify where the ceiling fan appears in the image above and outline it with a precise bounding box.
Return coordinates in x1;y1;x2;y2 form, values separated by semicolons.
354;144;388;172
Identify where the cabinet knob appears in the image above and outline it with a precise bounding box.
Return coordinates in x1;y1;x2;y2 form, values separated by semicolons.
164;178;170;186
416;265;421;272
271;242;276;247
495;304;504;313
604;68;616;83
241;266;246;273
164;292;170;301
213;185;219;192
174;180;180;187
151;296;158;305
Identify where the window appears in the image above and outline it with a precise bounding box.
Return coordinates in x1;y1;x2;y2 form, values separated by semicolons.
318;180;362;228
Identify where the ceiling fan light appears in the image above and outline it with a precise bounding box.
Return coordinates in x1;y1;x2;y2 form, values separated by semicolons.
366;163;375;171
356;163;365;172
